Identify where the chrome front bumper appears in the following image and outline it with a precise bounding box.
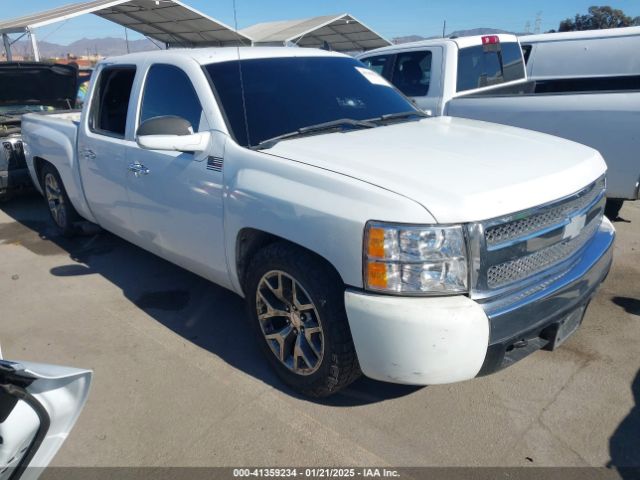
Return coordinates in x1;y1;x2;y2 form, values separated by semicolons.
477;216;615;376
344;218;614;386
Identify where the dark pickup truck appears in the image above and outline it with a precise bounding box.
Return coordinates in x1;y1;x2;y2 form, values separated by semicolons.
0;62;78;200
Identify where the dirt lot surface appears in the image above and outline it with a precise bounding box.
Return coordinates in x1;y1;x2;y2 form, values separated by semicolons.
1;195;638;468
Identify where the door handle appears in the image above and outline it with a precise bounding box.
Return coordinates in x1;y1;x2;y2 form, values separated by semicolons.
81;149;96;159
128;162;150;177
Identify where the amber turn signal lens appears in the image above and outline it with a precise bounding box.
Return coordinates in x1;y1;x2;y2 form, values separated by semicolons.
366;262;387;289
367;227;385;258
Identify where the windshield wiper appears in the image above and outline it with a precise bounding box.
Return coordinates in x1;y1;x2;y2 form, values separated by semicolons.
253;118;376;150
366;110;430;123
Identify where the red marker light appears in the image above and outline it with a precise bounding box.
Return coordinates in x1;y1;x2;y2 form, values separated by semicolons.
482;35;500;45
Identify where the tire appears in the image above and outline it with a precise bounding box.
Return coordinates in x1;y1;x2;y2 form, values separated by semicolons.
605;199;624;221
40;163;80;237
245;242;361;397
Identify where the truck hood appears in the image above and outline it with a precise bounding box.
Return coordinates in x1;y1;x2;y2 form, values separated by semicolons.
264;116;607;223
0;62;77;110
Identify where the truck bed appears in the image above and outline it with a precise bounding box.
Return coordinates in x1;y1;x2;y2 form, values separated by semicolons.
21;110;88;215
447;77;640;200
457;75;640;96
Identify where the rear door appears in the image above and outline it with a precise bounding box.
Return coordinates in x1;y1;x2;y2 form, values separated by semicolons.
388;49;442;113
361;48;443;114
77;65;138;237
123;61;229;286
359;53;395;80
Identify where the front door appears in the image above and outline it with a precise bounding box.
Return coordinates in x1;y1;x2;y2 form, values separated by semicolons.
361;49;443;115
124;63;228;286
77;66;138;237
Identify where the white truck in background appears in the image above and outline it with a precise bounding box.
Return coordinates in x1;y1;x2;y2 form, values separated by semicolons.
358;33;640;218
519;26;640;79
21;47;614;397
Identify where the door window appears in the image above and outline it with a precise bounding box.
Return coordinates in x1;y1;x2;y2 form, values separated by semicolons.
360;55;393;77
140;64;204;132
456;42;525;92
391;51;432;97
89;67;136;137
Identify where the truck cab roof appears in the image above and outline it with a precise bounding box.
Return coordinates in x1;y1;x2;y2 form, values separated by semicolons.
358;33;520;56
100;46;346;67
520;25;640;44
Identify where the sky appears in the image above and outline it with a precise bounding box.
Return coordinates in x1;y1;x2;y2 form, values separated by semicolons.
2;0;640;45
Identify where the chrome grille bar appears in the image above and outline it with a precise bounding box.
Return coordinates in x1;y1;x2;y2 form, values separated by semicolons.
468;176;606;300
3;138;26;170
486;212;601;288
485;176;605;249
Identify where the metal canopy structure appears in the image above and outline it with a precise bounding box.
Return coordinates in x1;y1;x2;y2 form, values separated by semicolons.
0;0;250;61
241;14;391;52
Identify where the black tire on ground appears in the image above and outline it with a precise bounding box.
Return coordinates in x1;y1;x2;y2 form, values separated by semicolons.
605;199;624;221
40;163;81;237
245;242;361;397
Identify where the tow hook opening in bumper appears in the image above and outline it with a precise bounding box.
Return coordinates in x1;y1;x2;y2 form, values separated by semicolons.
477;218;614;378
479;293;599;377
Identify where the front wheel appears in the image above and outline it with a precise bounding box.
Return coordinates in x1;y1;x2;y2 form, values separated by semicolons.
40;164;80;237
245;243;361;397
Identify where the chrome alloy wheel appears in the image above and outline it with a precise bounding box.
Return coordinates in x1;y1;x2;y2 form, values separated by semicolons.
44;173;66;228
256;270;324;375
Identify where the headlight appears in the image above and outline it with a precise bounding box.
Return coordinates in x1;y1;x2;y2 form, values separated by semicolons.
364;222;468;294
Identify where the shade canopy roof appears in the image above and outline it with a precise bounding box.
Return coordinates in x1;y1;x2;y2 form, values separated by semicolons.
0;0;251;47
241;14;391;52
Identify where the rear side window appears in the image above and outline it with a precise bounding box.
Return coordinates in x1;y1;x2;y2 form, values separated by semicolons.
140;64;204;132
457;42;525;92
360;55;392;76
391;50;432;97
89;67;136;137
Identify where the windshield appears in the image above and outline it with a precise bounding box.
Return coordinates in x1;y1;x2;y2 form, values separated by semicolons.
456;41;525;92
204;56;417;148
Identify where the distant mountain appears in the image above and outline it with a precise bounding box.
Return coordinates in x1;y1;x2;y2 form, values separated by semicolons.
10;37;162;59
392;35;431;44
392;28;523;45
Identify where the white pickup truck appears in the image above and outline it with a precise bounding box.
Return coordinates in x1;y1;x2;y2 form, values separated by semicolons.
22;47;614;397
358;34;640;218
520;26;640;80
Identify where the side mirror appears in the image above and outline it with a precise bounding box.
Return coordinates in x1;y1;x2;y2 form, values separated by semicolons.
136;116;210;153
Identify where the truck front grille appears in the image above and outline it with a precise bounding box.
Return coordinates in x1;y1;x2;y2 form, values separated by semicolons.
486;217;600;288
469;176;606;298
3;138;26;170
485;177;605;247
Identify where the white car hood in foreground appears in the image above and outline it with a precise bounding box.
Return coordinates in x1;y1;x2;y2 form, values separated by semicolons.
265;116;607;223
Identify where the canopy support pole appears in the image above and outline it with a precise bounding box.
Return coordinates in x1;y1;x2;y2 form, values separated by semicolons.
2;34;12;61
28;29;40;61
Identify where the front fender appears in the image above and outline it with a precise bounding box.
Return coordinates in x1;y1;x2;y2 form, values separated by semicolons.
223;142;435;295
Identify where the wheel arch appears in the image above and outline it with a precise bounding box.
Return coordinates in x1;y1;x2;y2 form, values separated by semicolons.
32;156;50;190
234;227;345;296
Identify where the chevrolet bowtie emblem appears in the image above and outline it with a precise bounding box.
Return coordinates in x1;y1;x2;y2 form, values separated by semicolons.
563;214;586;240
